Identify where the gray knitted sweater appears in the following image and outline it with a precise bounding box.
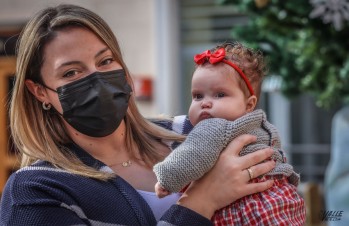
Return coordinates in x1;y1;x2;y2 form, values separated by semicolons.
153;109;299;193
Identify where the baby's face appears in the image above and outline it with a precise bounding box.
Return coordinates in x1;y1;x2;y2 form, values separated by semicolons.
188;64;250;126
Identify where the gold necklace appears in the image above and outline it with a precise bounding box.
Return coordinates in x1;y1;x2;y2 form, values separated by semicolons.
108;160;132;168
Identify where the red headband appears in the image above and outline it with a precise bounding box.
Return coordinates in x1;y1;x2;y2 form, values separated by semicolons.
193;48;255;96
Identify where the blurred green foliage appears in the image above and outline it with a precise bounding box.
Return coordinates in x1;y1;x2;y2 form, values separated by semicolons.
220;0;349;108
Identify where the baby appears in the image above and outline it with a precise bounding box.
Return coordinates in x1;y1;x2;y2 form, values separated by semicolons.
154;42;305;225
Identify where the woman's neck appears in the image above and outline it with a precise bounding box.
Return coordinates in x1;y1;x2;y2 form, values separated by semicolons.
68;120;133;165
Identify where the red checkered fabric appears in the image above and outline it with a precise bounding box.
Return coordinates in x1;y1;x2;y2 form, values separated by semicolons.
212;176;306;226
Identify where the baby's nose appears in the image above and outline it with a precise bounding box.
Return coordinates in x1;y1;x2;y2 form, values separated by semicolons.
201;99;212;108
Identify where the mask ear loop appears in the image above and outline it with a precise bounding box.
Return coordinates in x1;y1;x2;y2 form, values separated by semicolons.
39;82;57;93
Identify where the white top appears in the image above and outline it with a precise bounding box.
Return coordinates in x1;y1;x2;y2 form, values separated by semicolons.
137;190;181;221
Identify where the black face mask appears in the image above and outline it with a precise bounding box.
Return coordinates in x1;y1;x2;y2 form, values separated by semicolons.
45;69;132;137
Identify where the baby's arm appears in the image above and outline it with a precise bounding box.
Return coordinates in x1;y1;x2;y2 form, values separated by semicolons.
153;118;232;195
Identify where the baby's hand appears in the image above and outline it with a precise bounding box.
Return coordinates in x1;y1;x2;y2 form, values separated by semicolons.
155;182;171;198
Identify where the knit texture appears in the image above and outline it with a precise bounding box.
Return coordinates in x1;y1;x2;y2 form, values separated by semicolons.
153;109;300;193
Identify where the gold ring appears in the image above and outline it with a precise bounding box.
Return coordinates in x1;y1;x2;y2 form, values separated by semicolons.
247;167;254;180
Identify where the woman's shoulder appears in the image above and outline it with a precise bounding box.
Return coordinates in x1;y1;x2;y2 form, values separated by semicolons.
2;161;74;198
10;160;71;182
1;161;116;210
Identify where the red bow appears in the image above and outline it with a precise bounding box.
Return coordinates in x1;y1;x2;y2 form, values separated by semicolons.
194;48;226;64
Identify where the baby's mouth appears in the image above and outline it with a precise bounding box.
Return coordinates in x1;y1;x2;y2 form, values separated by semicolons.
199;112;212;120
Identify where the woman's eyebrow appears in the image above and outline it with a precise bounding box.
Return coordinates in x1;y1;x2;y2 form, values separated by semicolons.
56;60;81;70
56;47;110;70
95;47;110;59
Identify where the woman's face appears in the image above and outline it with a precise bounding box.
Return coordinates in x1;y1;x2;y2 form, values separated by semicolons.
37;26;122;114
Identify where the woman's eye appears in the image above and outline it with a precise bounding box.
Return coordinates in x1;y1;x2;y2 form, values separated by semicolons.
100;57;114;66
63;70;79;78
217;92;225;98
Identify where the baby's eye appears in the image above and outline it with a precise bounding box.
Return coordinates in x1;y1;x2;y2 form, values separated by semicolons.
193;93;203;100
63;70;79;78
216;92;225;98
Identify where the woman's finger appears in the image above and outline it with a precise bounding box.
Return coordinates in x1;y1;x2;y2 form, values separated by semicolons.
238;147;274;170
244;160;275;182
240;180;274;197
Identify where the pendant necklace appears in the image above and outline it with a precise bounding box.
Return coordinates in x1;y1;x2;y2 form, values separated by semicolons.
108;160;132;168
121;160;132;167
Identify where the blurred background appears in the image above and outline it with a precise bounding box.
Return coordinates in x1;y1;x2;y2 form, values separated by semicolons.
1;0;349;225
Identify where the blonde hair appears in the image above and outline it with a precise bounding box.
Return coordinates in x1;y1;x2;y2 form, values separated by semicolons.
211;42;268;100
11;4;184;180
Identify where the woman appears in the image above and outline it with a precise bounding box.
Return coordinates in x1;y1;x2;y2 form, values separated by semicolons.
0;4;275;225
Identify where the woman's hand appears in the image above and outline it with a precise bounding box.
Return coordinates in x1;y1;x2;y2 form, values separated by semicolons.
177;134;275;219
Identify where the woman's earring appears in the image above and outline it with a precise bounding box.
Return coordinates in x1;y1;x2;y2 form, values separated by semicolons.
42;102;52;110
